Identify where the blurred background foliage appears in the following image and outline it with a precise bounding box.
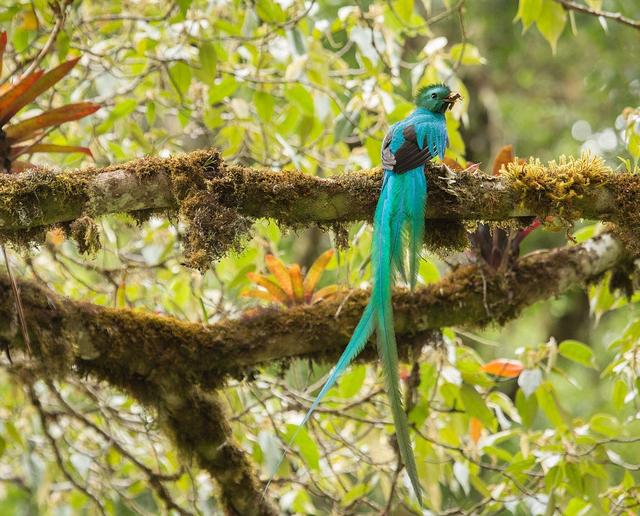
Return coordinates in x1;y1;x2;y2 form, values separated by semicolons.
0;0;639;513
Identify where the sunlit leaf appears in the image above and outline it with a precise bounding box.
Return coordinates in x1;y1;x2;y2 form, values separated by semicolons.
265;254;293;297
558;339;596;369
590;413;620;437
536;382;566;428
285;424;319;471
469;417;483;444
481;359;524;378
460;384;497;431
289;264;304;303
536;0;567;53
246;272;289;304
311;285;341;303
168;61;192;97
303;249;334;298
515;0;543;31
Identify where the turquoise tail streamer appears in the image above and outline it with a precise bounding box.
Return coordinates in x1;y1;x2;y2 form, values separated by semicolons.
265;167;427;505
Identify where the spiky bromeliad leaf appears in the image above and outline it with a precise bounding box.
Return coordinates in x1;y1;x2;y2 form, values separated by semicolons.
303;248;334;300
264;254;293;298
4;102;100;141
0;71;45;122
10;143;93;160
0;57;82;126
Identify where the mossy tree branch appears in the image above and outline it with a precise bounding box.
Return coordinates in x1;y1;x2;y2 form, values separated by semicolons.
0;233;623;392
0;150;637;236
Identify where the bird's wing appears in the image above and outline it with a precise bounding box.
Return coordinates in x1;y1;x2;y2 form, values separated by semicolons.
384;115;447;174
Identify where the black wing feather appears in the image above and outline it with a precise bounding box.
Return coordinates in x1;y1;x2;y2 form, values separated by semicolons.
393;125;432;174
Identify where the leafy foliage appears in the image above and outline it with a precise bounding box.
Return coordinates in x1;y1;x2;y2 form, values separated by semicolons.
0;0;638;514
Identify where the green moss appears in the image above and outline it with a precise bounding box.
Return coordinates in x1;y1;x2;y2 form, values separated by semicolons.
503;155;609;219
70;216;101;255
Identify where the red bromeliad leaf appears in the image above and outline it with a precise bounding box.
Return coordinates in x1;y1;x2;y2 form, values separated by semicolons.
481;359;524;378
10;143;93;159
265;254;293;298
469;417;483;444
0;70;45;124
492;145;515;176
289;264;304;303
0;31;6;77
4;102;100;140
0;57;81;125
303;249;334;299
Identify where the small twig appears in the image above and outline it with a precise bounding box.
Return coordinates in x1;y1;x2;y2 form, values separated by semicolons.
23;0;72;77
27;383;106;515
1;244;32;356
554;0;640;30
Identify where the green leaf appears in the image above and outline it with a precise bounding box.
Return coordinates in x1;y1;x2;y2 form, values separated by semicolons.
612;379;627;411
516;388;538;427
168;61;192;96
285;84;314;117
536;382;566;428
146;101;156;126
208;76;239;104
536;0;566;53
198;42;217;85
342;484;370;506
254;91;275;122
590;413;621;437
450;43;487;65
112;99;138;118
338;365;366;398
515;0;543;30
177;0;193;15
255;0;285;22
460;384;497;431
558;340;596;369
285;424;320;471
393;0;414;23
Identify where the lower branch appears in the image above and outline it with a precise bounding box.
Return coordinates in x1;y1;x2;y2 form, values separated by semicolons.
0;233;624;390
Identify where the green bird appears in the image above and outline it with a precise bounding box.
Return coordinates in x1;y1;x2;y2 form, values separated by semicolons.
268;84;459;505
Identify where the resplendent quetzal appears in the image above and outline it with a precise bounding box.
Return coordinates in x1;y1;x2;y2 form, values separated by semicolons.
276;84;459;505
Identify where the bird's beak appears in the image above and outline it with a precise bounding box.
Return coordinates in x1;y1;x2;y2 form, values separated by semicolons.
444;92;462;111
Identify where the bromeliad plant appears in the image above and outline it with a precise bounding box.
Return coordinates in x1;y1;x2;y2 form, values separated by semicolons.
0;31;99;173
243;249;341;306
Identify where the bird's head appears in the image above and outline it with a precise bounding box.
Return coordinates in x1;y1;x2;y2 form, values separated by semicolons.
415;83;461;113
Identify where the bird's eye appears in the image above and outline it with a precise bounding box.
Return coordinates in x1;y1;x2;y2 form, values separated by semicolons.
431;93;437;99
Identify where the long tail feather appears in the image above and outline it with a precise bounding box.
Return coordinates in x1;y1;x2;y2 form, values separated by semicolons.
264;168;426;506
373;169;423;505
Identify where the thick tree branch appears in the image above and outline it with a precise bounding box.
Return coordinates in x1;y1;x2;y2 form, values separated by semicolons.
0;150;637;238
0;233;624;390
